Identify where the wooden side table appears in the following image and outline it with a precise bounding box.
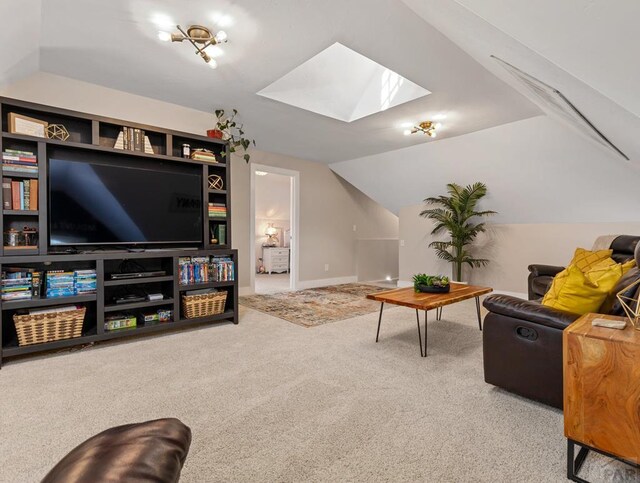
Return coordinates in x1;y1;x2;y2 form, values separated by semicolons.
564;313;640;482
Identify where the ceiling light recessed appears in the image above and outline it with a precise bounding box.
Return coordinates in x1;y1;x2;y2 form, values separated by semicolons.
257;43;431;122
255;171;268;176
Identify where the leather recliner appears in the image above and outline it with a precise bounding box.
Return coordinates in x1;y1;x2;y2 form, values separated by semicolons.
41;418;192;483
527;235;640;300
483;236;640;409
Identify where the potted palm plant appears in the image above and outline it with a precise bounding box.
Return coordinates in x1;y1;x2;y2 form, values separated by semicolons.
419;182;496;282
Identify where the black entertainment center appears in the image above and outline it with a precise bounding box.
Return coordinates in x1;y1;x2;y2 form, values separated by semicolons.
0;97;238;367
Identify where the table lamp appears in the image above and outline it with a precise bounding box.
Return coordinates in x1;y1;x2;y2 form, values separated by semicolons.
265;224;278;247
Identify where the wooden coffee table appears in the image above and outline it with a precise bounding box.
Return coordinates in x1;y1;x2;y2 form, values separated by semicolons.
367;283;493;357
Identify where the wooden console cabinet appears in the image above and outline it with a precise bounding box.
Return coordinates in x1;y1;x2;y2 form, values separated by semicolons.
564;313;640;481
0;97;239;367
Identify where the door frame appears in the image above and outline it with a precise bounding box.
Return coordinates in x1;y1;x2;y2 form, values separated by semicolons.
249;163;300;293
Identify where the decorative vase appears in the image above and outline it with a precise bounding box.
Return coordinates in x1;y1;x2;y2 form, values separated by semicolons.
417;284;450;294
207;129;224;139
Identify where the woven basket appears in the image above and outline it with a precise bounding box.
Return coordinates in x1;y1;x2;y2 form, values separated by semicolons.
182;291;227;319
14;306;86;347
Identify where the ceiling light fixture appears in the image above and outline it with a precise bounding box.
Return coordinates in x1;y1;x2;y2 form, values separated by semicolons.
167;24;228;67
405;121;441;138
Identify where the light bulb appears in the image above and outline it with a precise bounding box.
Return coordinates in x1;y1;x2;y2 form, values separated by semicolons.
430;131;437;138
207;58;218;69
214;30;228;43
157;31;172;42
435;122;442;129
403;130;412;136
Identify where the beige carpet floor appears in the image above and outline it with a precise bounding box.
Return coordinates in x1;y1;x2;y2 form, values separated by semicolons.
0;298;635;482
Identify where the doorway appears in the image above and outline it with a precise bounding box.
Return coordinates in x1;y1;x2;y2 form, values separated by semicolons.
250;164;299;294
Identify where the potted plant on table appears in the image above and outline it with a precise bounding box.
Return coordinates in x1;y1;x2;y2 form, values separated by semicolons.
419;182;496;282
413;274;450;293
209;109;256;163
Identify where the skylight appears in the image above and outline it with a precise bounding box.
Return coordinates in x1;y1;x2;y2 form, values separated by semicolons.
257;43;431;122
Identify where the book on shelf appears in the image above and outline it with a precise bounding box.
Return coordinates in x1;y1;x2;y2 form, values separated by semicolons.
1;268;42;300
2;150;36;165
190;150;217;162
178;256;235;285
45;269;97;298
208;202;227;218
211;224;227;245
114;127;155;154
5;179;38;210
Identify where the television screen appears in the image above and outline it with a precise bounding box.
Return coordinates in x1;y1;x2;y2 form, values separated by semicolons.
49;158;203;246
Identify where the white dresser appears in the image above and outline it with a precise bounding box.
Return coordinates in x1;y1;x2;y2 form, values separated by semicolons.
262;247;290;274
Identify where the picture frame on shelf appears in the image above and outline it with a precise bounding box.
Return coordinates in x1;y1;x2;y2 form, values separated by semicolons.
8;113;48;138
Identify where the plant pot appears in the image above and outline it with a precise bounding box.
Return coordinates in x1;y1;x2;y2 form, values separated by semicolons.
416;284;450;294
207;129;224;139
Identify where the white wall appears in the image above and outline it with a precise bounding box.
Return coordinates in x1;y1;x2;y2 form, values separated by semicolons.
331;115;640;220
399;203;640;294
0;72;399;292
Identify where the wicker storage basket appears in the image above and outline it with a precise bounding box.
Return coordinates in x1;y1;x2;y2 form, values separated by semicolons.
14;306;86;347
182;291;227;319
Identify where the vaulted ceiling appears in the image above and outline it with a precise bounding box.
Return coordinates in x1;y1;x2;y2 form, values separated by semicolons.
0;0;539;162
2;0;639;224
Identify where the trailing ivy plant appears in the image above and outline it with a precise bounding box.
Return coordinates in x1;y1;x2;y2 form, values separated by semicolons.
419;182;496;282
214;109;256;163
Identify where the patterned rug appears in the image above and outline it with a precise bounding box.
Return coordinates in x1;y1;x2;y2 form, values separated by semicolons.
239;283;389;327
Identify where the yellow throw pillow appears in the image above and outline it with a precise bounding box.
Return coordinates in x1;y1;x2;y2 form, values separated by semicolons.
570;247;613;273
622;259;636;275
542;260;623;315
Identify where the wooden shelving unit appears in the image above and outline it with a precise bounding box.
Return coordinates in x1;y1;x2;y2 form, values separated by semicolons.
0;97;238;367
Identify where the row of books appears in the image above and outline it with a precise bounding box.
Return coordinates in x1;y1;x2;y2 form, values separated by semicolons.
114;127;154;154
178;256;235;285
208;202;227;218
2;178;38;210
0;269;41;301
2;149;38;175
46;270;97;298
191;150;217;162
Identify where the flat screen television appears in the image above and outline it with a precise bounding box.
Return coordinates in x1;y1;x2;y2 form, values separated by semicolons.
49;158;203;246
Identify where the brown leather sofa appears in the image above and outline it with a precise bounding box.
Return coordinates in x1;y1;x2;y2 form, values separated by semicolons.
42;418;192;483
483;236;640;409
527;235;640;300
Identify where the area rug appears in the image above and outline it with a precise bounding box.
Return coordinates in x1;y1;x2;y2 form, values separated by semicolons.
239;283;388;327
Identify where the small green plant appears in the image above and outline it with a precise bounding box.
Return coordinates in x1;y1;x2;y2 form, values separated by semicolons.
412;274;449;292
214;109;256;163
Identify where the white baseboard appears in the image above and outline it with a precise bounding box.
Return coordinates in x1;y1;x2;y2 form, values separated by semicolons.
296;276;358;290
397;280;413;288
